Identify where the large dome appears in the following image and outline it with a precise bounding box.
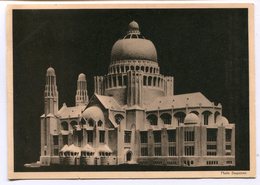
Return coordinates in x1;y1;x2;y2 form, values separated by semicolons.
111;21;157;62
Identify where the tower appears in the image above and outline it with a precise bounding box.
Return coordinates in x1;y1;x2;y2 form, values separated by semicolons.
75;73;89;106
44;67;59;114
40;67;59;166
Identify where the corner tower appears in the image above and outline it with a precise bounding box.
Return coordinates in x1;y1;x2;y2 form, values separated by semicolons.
75;73;89;106
44;67;59;114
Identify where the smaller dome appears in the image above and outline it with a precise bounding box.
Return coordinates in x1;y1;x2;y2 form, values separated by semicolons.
82;106;104;122
78;73;86;81
129;21;139;31
216;116;229;125
46;67;55;76
184;113;200;124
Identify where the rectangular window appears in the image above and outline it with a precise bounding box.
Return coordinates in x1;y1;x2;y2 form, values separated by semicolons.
140;131;148;143
184;146;195;156
226;145;232;150
63;135;68;145
225;129;232;142
184;131;194;141
99;131;105;143
54;148;59;156
207;145;217;150
124;131;131;143
168;146;176;156
78;131;83;145
167;130;176;142
141;147;148;156
153;131;161;143
154;147;162;156
207;129;217;141
53;136;59;145
225;151;231;156
207;151;217;156
87;131;93;143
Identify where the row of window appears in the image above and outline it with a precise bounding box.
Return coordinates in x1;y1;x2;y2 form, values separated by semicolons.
104;74;165;89
109;65;159;74
146;111;223;125
60;120;103;131
56;129;231;147
207;161;218;165
59;151;112;157
53;130;105;146
140;145;233;157
207;129;232;142
140;146;176;156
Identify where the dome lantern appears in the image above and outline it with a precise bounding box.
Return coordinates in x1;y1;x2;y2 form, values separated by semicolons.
127;21;140;34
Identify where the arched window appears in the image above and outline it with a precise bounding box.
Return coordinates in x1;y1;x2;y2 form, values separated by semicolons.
190;111;199;116
131;66;134;70
121;66;124;73
150;67;153;73
146;66;149;72
80;118;86;125
147;114;158;125
141;66;144;72
118;76;122;86
143;76;147;86
117;66;120;73
109;76;112;88
126;66;129;72
153;77;157;86
61;121;68;130
214;111;220;123
97;120;103;127
136;66;140;71
174;112;186;125
148;76;152;86
70;121;77;129
88;119;95;127
202;111;212;125
113;76;117;87
115;114;124;125
160;113;172;124
123;75;127;86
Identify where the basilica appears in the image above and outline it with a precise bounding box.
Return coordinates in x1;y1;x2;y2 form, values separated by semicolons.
39;21;235;167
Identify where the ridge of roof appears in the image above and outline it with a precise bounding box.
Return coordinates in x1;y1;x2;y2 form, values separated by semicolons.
146;92;213;111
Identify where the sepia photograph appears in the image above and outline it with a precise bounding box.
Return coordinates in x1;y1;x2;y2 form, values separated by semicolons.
7;3;255;179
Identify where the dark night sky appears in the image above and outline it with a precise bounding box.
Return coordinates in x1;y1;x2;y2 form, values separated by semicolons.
13;9;249;171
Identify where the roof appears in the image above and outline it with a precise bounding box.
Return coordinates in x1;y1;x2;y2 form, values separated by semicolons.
96;144;112;153
82;106;104;122
66;144;81;153
60;145;69;152
57;103;85;119
81;144;95;152
95;94;122;111
146;92;213;111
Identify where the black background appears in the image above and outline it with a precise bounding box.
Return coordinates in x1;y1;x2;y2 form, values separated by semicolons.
13;9;249;171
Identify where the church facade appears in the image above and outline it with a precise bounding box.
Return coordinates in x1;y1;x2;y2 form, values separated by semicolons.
39;21;235;167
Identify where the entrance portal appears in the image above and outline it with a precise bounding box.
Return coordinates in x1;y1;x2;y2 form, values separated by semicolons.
126;151;132;161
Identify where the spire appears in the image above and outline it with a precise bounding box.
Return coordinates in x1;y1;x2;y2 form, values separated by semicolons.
75;73;89;106
44;67;59;114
